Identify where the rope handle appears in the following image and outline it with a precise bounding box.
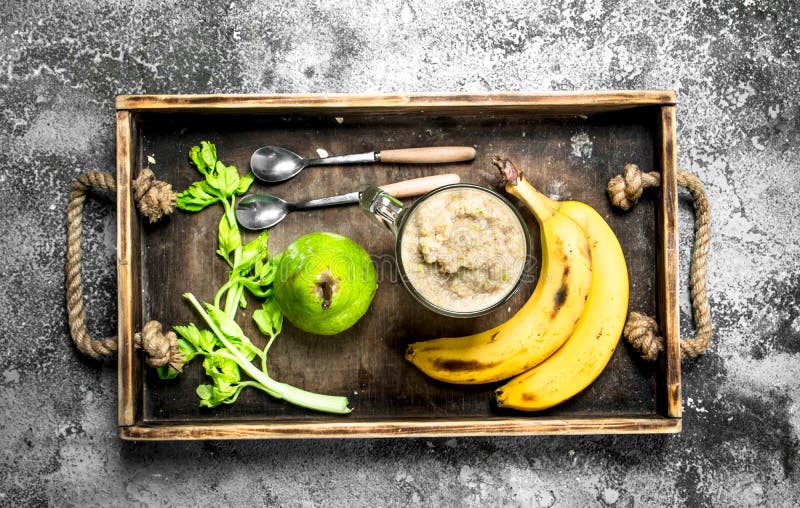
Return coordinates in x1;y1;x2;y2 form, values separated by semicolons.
65;169;184;371
607;164;712;361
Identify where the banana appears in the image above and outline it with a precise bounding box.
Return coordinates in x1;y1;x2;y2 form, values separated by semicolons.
405;161;592;384
495;198;629;411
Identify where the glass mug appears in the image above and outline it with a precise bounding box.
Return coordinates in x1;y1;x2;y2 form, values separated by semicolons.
360;183;531;318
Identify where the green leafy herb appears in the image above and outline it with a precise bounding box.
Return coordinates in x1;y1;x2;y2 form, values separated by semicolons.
161;141;351;415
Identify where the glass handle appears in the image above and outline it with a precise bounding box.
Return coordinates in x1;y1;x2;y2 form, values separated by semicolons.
359;186;405;236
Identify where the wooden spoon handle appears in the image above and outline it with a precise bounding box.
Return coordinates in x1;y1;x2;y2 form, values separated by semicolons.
379;174;461;198
378;146;476;164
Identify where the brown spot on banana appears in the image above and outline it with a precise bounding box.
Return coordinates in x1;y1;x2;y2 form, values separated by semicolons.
552;284;568;316
432;358;501;372
550;263;573;318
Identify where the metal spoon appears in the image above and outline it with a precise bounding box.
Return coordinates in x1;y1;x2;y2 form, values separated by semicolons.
250;145;476;183
235;174;460;230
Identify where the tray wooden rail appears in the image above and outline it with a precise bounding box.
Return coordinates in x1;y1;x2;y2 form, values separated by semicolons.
115;92;679;440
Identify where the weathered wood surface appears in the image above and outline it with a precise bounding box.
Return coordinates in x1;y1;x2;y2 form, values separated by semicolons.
121;416;681;441
116;91;675;113
116;110;140;427
117;94;678;437
657;105;681;418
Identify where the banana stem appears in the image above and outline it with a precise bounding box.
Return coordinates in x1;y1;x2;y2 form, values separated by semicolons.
493;157;558;220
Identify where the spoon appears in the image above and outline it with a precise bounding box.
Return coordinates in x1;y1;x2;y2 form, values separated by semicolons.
235;174;461;230
250;145;476;183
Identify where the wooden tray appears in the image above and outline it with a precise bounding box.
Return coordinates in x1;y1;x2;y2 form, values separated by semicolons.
115;92;680;440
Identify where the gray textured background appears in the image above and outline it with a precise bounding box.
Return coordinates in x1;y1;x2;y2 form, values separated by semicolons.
1;0;798;506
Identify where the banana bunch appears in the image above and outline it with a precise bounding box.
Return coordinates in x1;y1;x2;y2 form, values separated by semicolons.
406;158;629;411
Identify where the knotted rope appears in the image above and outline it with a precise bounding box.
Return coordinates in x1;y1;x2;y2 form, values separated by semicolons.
134;320;184;372
608;164;712;361
66;169;184;371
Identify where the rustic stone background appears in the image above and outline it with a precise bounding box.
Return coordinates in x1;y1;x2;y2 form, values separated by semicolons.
1;0;798;505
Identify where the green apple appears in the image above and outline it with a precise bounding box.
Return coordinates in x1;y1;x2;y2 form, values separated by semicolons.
273;232;377;335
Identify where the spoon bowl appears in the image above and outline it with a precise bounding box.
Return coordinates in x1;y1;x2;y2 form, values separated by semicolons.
250;146;309;183
236;193;292;229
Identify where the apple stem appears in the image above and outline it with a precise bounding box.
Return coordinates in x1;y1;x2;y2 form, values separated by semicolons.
321;280;332;310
